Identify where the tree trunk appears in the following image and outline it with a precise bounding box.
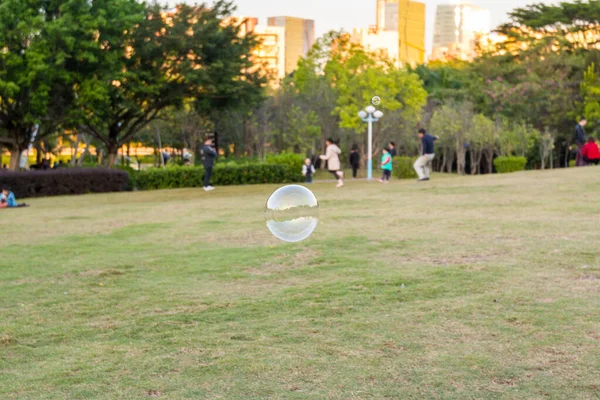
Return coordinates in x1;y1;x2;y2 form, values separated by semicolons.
487;151;494;174
71;136;80;166
35;143;43;165
106;142;119;167
155;128;165;169
9;148;21;171
440;149;447;173
446;153;455;173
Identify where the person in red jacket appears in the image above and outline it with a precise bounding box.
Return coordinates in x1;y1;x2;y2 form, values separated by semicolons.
582;137;600;165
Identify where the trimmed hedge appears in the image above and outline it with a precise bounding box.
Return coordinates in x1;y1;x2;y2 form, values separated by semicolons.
493;156;527;173
392;156;418;179
135;164;303;190
265;152;305;172
0;168;129;198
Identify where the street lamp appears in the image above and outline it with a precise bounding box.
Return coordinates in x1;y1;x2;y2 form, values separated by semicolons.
358;106;384;180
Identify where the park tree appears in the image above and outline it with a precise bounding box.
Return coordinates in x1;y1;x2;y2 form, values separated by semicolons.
412;61;481;107
539;127;556;169
430;104;461;173
323;34;427;168
0;0;91;169
495;0;600;57
292;32;344;154
469;114;496;175
580;62;600;129
75;1;265;166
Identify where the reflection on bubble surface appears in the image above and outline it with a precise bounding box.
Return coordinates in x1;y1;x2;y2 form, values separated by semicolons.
265;185;319;243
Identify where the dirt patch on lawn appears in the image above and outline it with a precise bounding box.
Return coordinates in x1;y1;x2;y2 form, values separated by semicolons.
79;269;125;277
246;249;321;276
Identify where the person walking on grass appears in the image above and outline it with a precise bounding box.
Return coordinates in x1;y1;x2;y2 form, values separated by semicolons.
379;147;393;184
575;117;588;167
389;142;398;158
302;158;316;183
349;145;360;179
201;137;217;191
582;136;600;165
320;138;344;188
414;128;438;182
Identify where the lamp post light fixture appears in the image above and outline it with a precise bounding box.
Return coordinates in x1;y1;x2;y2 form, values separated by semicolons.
358;106;384;180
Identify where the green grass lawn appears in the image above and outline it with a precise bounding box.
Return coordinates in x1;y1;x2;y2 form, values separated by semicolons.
1;169;599;399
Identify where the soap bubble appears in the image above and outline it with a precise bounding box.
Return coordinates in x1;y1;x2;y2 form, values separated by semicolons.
372;96;381;106
265;185;319;243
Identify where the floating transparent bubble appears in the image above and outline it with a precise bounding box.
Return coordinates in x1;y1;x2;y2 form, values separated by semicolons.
265;185;319;243
372;96;381;106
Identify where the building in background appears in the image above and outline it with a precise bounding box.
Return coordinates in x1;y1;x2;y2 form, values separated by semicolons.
431;2;491;61
267;16;315;75
397;0;426;65
352;0;424;66
351;26;399;62
224;16;286;87
377;0;399;32
252;25;286;84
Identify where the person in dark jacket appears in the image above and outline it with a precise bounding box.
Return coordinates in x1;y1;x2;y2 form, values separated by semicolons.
414;128;438;181
201;137;217;191
349;145;360;179
388;142;398;158
575;117;587;167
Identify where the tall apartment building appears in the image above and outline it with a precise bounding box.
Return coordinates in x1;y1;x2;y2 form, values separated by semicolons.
267;17;315;75
376;0;399;31
397;0;426;65
223;16;286;86
432;2;490;61
252;25;286;84
351;26;399;62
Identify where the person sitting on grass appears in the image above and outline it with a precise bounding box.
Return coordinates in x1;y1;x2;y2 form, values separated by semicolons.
0;186;27;209
378;147;393;184
582;136;600;165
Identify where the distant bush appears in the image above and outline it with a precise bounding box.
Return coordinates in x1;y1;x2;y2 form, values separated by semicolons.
392;157;418;179
114;165;138;190
0;168;129;198
135;164;302;190
569;160;576;168
266;152;304;172
494;156;527;173
217;156;260;165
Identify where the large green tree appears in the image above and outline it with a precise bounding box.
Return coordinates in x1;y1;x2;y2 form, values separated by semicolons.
323;34;427;166
0;0;90;169
75;1;264;166
496;0;600;57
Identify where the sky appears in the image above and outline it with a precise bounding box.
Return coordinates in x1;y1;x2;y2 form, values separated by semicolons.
166;0;559;55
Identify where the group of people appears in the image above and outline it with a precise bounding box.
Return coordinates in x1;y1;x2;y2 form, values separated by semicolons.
302;129;438;187
574;117;600;166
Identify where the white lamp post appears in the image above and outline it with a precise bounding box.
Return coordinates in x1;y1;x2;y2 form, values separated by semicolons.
358;106;384;180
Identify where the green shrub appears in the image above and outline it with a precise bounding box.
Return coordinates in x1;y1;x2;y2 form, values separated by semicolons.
0;168;128;198
218;156;260;165
266;152;304;172
135;164;302;190
114;165;138;190
392;157;418;179
494;156;527;173
569;160;576;168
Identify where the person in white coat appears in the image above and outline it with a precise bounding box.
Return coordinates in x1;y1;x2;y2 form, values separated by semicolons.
320;138;344;188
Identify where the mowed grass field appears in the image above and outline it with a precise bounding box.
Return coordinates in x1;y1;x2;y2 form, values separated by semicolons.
1;169;599;399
